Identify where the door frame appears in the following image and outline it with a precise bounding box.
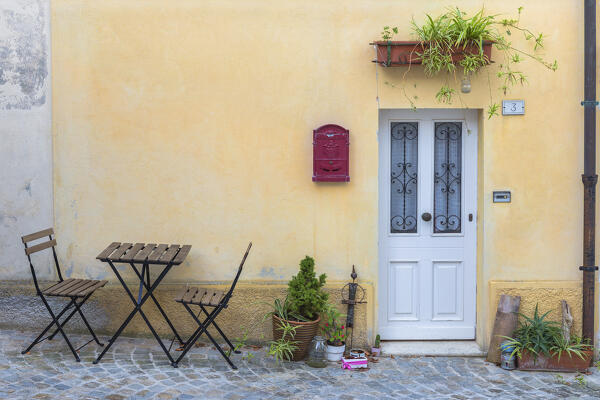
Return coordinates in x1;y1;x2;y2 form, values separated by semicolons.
377;108;479;340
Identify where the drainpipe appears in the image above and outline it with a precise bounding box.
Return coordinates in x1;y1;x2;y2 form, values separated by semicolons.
581;0;597;344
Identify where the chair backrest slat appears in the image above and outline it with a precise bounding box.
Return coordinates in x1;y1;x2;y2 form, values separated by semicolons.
22;228;54;244
25;239;57;255
224;242;252;301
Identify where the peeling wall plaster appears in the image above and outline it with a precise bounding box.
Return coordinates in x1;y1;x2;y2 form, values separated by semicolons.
0;0;52;279
0;0;47;110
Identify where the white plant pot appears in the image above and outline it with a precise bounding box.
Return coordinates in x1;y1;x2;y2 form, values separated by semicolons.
325;343;345;361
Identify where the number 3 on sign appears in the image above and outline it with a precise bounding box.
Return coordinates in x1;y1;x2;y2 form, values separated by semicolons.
502;100;525;115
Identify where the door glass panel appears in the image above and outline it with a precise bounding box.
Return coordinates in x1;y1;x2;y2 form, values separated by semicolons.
390;122;418;233
434;122;462;233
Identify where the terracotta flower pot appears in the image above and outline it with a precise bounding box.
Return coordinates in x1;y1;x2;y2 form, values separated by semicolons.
518;349;592;372
370;40;493;67
272;314;320;361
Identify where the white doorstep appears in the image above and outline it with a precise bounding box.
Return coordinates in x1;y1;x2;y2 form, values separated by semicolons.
381;341;485;357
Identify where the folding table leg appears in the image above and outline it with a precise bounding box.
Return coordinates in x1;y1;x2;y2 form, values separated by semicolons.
94;261;175;364
129;262;184;345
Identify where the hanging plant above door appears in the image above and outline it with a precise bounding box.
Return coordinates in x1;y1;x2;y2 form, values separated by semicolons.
371;7;558;118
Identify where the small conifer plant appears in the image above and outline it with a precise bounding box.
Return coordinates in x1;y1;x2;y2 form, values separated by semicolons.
287;256;328;321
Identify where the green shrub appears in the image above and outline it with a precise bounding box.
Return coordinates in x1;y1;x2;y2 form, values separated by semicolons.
287;256;328;321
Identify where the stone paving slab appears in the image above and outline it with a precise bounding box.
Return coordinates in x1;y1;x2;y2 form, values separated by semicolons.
1;329;599;399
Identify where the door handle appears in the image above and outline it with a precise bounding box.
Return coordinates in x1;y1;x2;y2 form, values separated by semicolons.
421;212;432;222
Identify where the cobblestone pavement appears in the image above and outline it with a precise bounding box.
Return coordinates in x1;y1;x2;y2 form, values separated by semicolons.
1;329;599;399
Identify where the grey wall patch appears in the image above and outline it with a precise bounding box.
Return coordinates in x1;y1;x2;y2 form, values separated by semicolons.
0;0;47;109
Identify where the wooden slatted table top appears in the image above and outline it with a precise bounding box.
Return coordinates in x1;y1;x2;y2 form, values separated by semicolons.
97;242;192;265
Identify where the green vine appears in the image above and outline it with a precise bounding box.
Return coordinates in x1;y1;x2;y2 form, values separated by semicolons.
382;7;558;118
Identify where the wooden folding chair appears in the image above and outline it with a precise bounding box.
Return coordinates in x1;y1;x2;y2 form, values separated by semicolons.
21;228;107;362
172;242;252;369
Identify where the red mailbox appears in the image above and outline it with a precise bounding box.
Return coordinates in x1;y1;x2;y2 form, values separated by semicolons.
312;124;350;182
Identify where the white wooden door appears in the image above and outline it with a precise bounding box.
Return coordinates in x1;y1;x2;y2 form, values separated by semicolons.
378;109;478;340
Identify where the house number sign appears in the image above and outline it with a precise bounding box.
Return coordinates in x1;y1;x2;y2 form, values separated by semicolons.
502;100;525;115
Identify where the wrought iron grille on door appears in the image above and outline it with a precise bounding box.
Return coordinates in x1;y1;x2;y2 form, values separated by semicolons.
390;122;418;233
389;121;463;235
433;122;462;233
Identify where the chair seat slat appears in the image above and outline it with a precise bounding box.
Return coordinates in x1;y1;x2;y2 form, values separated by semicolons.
55;279;90;296
182;287;198;303
78;280;107;297
174;286;189;302
200;289;216;305
44;279;106;297
44;278;75;293
65;280;98;297
191;288;208;305
45;279;83;296
209;291;224;306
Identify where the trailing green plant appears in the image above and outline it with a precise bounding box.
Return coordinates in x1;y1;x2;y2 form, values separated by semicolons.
382;26;398;41
267;319;299;362
226;330;255;361
501;304;593;362
321;303;346;346
381;7;558;119
287;256;328;321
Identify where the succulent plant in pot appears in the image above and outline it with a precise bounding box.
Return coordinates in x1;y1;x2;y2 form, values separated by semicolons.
321;304;346;362
371;334;381;356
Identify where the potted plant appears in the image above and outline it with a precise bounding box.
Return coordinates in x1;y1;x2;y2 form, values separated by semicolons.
261;297;301;362
371;334;381;356
502;305;593;372
372;7;558;118
321;304;346;362
272;256;328;361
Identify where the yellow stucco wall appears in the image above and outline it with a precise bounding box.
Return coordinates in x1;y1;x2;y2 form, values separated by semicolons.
51;0;596;348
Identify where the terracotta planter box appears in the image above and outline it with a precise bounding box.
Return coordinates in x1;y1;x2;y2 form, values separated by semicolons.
272;314;320;361
371;40;493;67
517;349;593;372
